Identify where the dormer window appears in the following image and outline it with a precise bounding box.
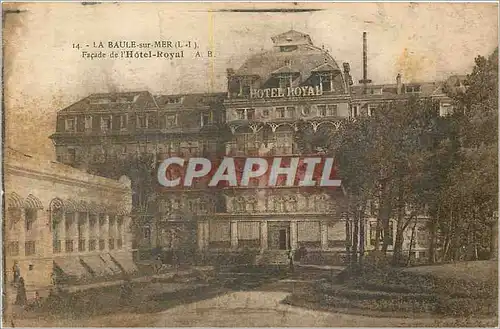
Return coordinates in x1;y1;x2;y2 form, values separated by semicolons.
280;46;298;52
278;75;293;89
119;114;128;130
165;97;183;104
136;114;148;129
84;116;92;131
201;111;213;127
316;72;333;92
405;85;421;93
235;108;255;121
100;116;111;131
65;118;76;132
165;114;178;128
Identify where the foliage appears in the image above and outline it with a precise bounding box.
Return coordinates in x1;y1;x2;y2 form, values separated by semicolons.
297;48;498;265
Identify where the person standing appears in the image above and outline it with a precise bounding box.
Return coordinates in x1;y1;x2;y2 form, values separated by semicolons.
15;277;27;307
12;262;20;286
288;249;295;273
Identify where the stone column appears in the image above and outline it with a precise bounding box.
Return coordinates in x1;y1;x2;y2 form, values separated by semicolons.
197;221;206;250
320;221;328;250
72;213;79;253
59;212;66;253
103;215;110;251
203;221;210;249
290;221;297;250
260;221;268;250
83;213;90;253
122;216;129;250
230;221;238;249
18;210;26;257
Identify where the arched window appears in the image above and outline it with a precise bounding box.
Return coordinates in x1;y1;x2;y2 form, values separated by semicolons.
49;198;64;253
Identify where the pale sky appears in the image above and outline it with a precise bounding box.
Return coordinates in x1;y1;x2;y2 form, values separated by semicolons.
3;2;498;159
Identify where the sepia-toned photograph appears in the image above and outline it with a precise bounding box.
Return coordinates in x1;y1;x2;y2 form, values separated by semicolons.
1;2;498;327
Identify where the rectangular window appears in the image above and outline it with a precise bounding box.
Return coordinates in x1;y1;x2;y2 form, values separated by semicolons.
351;105;359;118
236;109;245;120
25;241;36;256
286;107;295;118
99;239;105;250
297;221;321;249
67;148;76;163
65;118;76;132
317;105;327;117
406;85;421;93
79;239;86;252
201;112;212;127
262;109;270;118
247;109;255;120
84;116;92;130
119;114;128;130
143;226;151;239
25;209;37;231
165;114;178;127
137;115;148;129
327;104;338;116
209;221;231;249
238;221;260;248
368;105;377;117
276;107;286;118
65;239;74;253
327;222;345;248
88;239;96;251
278;76;292;88
101;116;112;131
7;241;19;256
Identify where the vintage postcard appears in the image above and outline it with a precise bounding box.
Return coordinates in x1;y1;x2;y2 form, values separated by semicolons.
2;2;498;327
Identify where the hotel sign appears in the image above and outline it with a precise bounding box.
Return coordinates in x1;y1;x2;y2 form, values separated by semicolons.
250;85;323;99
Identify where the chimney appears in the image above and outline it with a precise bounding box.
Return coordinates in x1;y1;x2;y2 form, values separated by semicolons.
396;73;402;94
358;32;372;91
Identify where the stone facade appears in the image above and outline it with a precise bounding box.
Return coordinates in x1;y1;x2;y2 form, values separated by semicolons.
3;147;134;293
48;30;463;264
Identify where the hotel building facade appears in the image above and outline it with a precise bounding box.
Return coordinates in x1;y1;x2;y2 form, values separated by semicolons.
50;30;462;264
